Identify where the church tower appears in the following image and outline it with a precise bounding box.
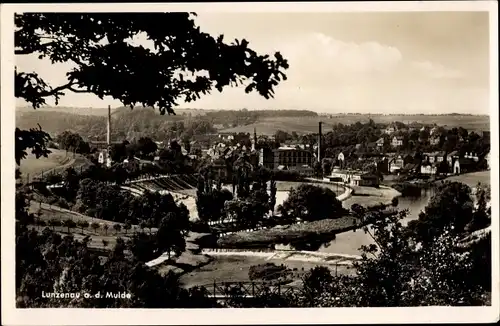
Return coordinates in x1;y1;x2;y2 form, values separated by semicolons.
251;127;257;152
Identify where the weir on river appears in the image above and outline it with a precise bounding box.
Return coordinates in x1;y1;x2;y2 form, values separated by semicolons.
319;187;436;256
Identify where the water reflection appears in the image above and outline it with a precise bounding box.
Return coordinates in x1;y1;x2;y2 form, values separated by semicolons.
287;233;337;251
318;187;436;256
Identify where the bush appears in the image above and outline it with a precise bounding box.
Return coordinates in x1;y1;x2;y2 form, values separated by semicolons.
57;199;70;209
189;220;210;233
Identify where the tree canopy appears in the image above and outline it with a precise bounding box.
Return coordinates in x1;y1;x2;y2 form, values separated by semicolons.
279;184;346;222
15;12;289;164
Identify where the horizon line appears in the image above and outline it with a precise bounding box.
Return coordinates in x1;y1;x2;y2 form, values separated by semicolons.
15;105;490;117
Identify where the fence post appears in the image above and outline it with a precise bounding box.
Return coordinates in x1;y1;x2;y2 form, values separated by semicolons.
213;280;216;298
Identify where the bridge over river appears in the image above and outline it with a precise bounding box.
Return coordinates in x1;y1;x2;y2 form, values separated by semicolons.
198;281;304;300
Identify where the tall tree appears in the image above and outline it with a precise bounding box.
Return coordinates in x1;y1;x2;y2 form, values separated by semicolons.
15;12;288;165
407;181;475;244
280;184;346;222
156;212;187;260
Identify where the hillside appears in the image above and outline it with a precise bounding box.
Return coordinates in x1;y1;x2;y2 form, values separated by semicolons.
16;106;490;140
16;107;318;140
18;148;92;181
221;115;490;135
16;107;188;140
16;106;210;117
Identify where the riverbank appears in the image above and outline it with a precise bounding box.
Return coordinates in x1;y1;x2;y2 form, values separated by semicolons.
214;183;400;248
342;185;401;209
216;216;360;248
388;170;490;196
151;232;214;276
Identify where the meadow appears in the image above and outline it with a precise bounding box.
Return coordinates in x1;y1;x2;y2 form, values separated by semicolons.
179;254;354;289
18;148;91;181
444;170;491;188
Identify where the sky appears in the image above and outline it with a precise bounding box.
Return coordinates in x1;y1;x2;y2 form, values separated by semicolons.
15;11;491;114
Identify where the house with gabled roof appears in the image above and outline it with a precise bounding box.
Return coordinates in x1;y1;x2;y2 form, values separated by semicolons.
453;158;476;175
391;135;404;148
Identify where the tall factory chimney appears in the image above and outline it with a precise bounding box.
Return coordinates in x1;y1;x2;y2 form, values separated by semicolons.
317;121;322;163
106;105;111;146
252;127;257;151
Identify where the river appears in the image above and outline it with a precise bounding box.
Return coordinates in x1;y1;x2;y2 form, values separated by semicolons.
318;187;436;256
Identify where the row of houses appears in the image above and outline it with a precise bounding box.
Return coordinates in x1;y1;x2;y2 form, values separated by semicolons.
383;123;442;135
386;151;486;175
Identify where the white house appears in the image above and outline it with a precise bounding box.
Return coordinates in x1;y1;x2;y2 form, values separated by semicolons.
446;151;459;167
376;137;385;149
329;169;379;187
424;152;446;164
485;152;491;170
464;152;479;162
453;158;476;175
420;163;437;175
98;150;112;167
385;125;397;135
391;136;404;148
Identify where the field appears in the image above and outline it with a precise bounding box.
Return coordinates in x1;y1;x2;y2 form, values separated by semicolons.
221;115;490;135
29;201;156;237
179;254;354;288
444;170;491;188
16;106;209;117
18;148;92;181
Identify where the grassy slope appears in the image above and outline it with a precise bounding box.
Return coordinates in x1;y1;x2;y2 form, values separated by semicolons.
18;149;92;180
221;115;490;135
443;170;491;188
16;106;208;117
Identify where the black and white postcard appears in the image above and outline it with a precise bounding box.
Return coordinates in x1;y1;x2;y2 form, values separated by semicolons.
1;1;498;325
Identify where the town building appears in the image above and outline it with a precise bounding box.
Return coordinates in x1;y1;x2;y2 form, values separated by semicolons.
423;151;446;164
328;169;380;187
453;158;476;175
446;150;460;167
401;163;420;174
337;152;345;165
430;136;441;146
391;136;404;148
420;162;438;175
376;157;390;174
218;133;235;141
96;105;114;168
376;137;385;149
384;124;397;135
258;146;314;174
272;146;313;170
464;152;479;162
389;154;413;173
